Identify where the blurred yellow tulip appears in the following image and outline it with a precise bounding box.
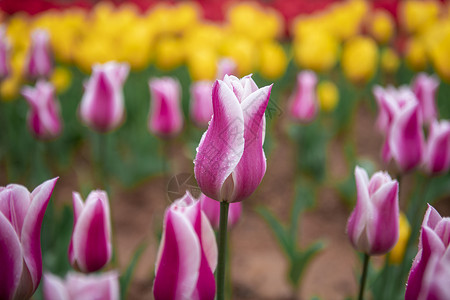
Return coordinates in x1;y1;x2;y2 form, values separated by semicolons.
388;212;411;264
405;38;427;71
155;36;184;71
368;10;395;44
221;35;257;77
0;75;21;101
341;36;378;84
187;48;217;81
380;48;400;74
50;66;72;93
400;0;440;34
317;81;339;112
259;42;287;80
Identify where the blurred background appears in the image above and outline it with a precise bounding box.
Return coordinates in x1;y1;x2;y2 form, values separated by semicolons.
0;0;450;299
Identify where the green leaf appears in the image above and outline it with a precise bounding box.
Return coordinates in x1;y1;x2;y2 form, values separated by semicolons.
120;243;147;300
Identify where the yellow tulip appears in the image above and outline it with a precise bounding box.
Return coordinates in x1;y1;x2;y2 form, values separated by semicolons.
405;38;427;71
400;0;440;34
187;47;217;81
368;10;395;44
380;48;400;74
341;36;378;84
388;212;411;264
293;30;339;73
317;81;339;112
0;75;21;101
221;35;257;77
258;42;287;80
50;66;72;93
155;36;184;71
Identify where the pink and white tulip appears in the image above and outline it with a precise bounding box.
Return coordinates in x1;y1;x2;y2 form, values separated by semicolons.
0;25;11;80
24;29;53;79
288;71;318;123
43;271;119;300
190;81;213;127
406;205;450;300
148;77;184;137
79;61;129;132
153;191;217;300
412;73;440;124
347;166;399;255
194;74;272;203
216;58;237;80
68;190;112;273
0;178;58;300
423;120;450;174
199;193;242;229
22;80;62;140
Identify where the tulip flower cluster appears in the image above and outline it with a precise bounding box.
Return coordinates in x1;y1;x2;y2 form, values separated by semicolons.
374;73;450;174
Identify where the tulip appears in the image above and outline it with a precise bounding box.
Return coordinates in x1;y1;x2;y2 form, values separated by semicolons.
347;166;399;255
0;25;11;80
406;205;450;300
389;101;425;172
68;190;112;273
0;178;58;300
216;58;237;80
341;36;379;84
153;191;217;300
21;80;62;140
317;80;339;112
412;73;440;124
43;271;119;300
423;120;450;174
194;74;272;203
190;81;213;127
148;77;184;137
288;71;318;123
79;61;129;132
25;29;53;79
199;193;242;229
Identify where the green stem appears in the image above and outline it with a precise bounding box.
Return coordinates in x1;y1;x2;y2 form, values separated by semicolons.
358;254;370;300
97;133;109;192
217;201;229;300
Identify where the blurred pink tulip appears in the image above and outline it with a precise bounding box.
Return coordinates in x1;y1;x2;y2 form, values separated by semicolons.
199;193;242;229
423;120;450;174
153;192;217;300
194;74;272;203
68;190;112;273
0;178;58;300
79;61;129;132
25;29;53;79
43;271;119;300
22;80;62;140
0;25;11;79
288;71;318;123
413;73;440;124
347;166;399;255
216;58;237;80
190;81;213;127
148;77;184;137
389;101;425;172
406;205;450;300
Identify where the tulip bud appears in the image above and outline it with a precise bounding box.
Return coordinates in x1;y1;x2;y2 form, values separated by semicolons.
0;25;11;80
21;80;62;140
148;77;184;137
347;166;399;255
406;205;450;300
25;29;53;79
44;271;119;300
190;81;213;127
194;74;272;203
199;193;242;229
216;58;237;80
342;36;379;84
68;190;112;273
412;73;440;124
423;120;450;174
0;178;58;300
79;61;129;132
153;192;217;300
288;71;318;123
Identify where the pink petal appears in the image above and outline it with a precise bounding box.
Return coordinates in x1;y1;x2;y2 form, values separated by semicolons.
43;273;70;300
229;85;271;202
194;80;245;201
20;177;58;293
0;212;23;300
153;209;201;300
68;192;84;266
66;271;119;300
0;184;31;238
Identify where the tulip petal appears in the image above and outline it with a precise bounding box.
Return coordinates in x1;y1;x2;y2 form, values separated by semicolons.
194;80;245;201
153;209;201;300
0;212;23;300
66;271;119;300
21;177;58;292
0;185;31;238
43;273;70;300
230;85;271;202
68;192;84;266
73;197;111;273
